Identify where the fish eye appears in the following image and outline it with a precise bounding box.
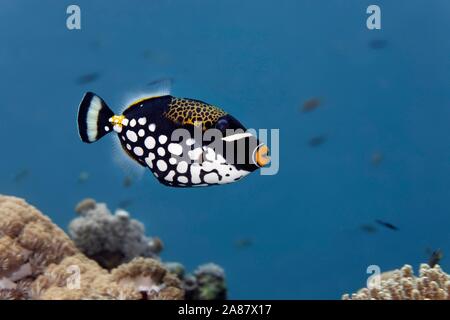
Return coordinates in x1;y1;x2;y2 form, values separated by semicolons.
216;118;229;131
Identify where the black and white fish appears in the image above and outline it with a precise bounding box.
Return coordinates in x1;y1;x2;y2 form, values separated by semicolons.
77;91;270;187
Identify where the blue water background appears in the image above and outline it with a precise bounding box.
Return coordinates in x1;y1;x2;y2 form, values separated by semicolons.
0;0;449;299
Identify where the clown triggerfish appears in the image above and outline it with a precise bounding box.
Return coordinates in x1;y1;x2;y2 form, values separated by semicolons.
77;91;270;187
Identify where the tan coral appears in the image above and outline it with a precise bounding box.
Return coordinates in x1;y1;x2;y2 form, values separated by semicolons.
0;195;184;300
33;255;183;300
343;264;450;300
74;198;96;215
0;195;79;299
112;257;184;300
32;254;140;300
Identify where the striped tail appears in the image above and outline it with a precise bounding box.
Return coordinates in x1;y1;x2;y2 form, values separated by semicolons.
77;92;115;143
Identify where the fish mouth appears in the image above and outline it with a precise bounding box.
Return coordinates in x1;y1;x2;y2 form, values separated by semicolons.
253;143;270;167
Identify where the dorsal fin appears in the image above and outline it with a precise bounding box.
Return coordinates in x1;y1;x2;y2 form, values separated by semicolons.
121;78;172;113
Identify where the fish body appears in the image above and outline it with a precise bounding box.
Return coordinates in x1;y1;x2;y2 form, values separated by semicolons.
308;135;326;147
427;249;443;268
375;219;399;231
77;92;270;187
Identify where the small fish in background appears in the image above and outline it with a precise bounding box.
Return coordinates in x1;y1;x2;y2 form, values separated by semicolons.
117;199;133;209
360;224;377;234
78;171;90;183
234;238;253;249
301;97;321;113
375;219;399;231
13;169;30;183
123;175;133;188
371;152;384;166
308;135;327;147
76;72;100;85
368;39;388;50
426;248;443;267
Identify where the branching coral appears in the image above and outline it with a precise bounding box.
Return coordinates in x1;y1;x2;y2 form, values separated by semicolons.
343;264;450;300
69;199;163;269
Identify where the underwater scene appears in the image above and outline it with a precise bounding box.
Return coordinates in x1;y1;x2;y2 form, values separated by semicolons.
0;0;449;300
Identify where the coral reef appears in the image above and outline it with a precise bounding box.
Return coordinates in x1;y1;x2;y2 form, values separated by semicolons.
112;257;183;300
32;255;182;300
166;262;227;300
0;195;182;300
69;198;163;269
70;198;228;300
0;195;79;299
343;264;450;300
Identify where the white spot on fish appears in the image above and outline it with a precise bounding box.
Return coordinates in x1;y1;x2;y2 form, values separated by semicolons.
138;129;145;137
178;176;188;183
130;119;137;127
133;147;143;156
157;160;167;172
188;147;203;161
144;136;156;149
169;157;177;165
126;144;131;150
126;130;138;142
159;135;167;144
168;143;183;156
186;138;195;146
104;126;110;132
149;123;156;132
204;172;219;184
113;124;122;133
145;152;155;168
176;161;188;174
157;147;165;156
164;170;175;182
138;117;147;125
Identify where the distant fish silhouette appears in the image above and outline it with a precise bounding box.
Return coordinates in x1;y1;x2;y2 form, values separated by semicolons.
76;72;100;85
78;171;90;183
234;238;253;248
371;152;383;166
13;169;30;183
426;248;443;267
360;224;377;234
369;39;388;50
375;219;398;231
301;98;321;113
308;135;327;147
123;175;133;188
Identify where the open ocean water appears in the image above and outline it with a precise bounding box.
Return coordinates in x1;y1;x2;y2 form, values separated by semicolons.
0;0;449;299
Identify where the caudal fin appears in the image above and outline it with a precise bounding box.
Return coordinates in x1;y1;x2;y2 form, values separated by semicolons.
77;92;115;143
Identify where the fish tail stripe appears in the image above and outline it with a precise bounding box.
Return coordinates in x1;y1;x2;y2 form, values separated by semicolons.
78;92;114;143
